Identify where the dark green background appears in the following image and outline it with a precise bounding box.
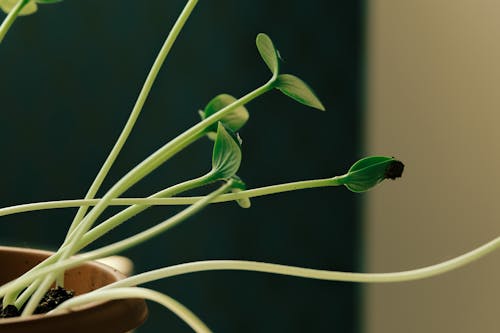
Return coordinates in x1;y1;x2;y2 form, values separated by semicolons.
0;0;365;332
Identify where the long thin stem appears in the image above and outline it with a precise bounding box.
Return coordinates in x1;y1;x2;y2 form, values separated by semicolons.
0;0;28;43
0;181;233;300
73;172;215;251
20;178;231;316
14;279;40;309
57;81;273;267
100;236;499;287
51;0;201;290
55;0;270;287
21;270;59;315
0;176;345;217
1;253;61;308
64;0;200;239
50;287;212;333
10;172;212;310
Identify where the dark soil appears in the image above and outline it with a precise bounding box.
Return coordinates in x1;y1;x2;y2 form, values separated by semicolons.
0;305;18;318
0;287;74;318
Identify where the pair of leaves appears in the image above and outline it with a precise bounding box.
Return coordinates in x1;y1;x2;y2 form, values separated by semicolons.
342;156;404;193
247;37;403;197
199;94;249;140
0;0;61;15
211;123;250;208
200;33;324;143
211;122;242;181
256;33;325;111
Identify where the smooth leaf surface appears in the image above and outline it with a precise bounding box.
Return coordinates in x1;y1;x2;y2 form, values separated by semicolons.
256;33;279;76
229;174;246;190
0;0;37;15
211;123;242;180
275;74;325;111
200;94;249;140
343;156;403;192
348;156;394;173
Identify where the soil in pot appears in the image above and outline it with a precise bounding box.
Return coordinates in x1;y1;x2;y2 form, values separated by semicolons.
0;286;75;318
0;246;148;333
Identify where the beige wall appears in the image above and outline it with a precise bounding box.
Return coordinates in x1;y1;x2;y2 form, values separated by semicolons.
365;1;500;332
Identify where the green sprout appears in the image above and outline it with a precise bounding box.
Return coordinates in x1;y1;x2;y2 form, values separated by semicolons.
342;156;404;192
1;0;498;332
0;0;61;15
0;0;37;16
255;32;325;111
0;0;62;42
199;94;249;140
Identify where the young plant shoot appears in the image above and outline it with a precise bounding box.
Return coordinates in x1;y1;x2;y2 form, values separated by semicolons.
1;1;498;332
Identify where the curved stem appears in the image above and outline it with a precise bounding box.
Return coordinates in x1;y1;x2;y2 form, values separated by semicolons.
2;253;61;308
14;279;40;309
0;0;29;43
21;271;58;316
57;80;272;271
101;236;499;288
8;172;212;310
51;287;212;333
0;181;233;299
0;176;344;217
20;176;227;316
65;0;200;238
75;173;214;249
54;0;201;289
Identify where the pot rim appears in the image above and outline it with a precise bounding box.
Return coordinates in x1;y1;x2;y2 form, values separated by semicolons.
0;246;148;333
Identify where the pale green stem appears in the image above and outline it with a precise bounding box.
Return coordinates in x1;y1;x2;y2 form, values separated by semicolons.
55;0;200;290
64;0;200;239
20;174;226;316
14;279;40;309
0;176;345;217
73;172;215;251
101;236;499;288
0;287;18;307
22;272;58;315
57;81;273;268
10;172;213;310
0;181;233;300
0;0;28;43
50;287;212;333
1;176;342;307
56;0;199;289
2;254;61;308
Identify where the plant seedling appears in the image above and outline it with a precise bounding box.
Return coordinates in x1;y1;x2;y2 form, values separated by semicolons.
0;1;498;332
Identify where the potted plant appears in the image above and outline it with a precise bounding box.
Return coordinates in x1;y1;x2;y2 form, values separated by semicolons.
1;1;498;332
0;246;148;333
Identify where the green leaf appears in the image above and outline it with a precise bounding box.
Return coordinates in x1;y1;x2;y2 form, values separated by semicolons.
1;0;37;15
229;174;246;190
256;33;279;76
0;0;63;14
275;74;325;111
211;123;242;180
342;156;404;193
229;175;251;208
200;94;249;140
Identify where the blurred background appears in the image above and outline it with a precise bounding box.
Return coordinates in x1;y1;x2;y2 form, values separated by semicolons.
0;0;498;332
365;1;499;332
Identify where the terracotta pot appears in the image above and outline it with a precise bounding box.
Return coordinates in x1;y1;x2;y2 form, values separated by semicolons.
0;246;148;333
